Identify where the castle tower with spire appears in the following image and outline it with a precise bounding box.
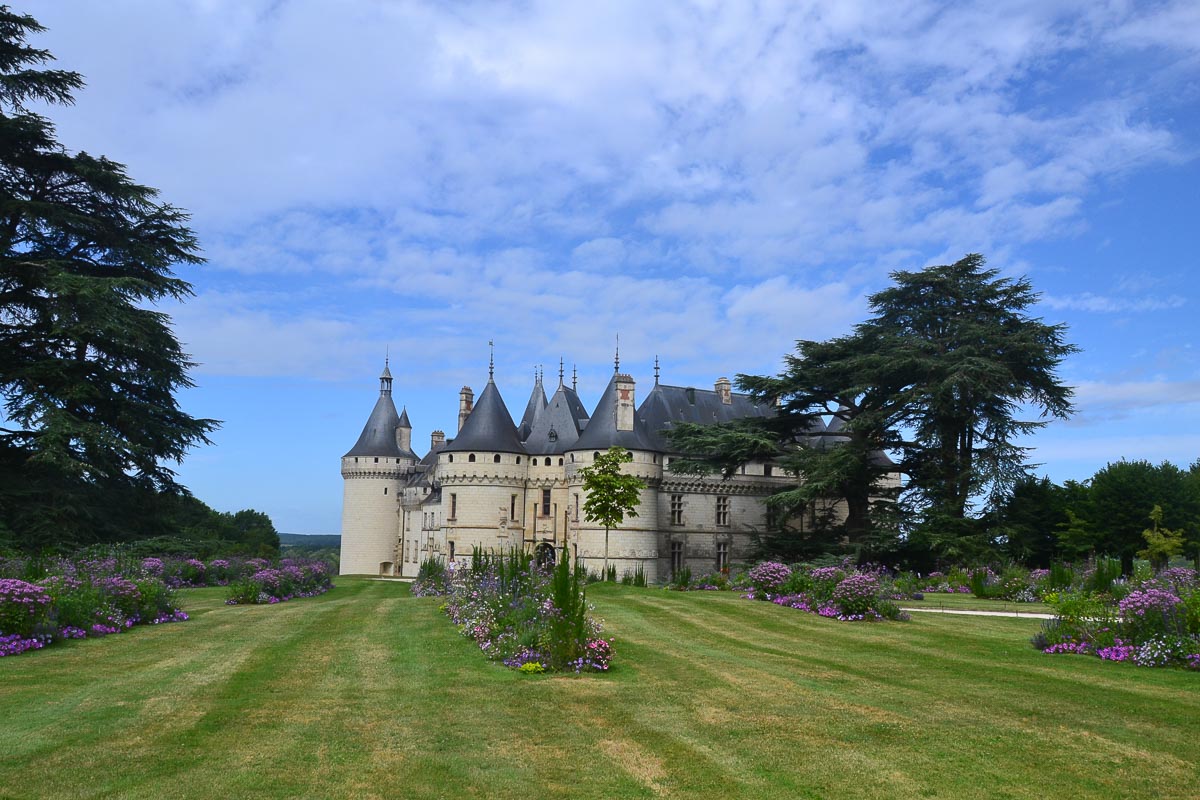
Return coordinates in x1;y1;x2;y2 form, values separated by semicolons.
339;360;418;575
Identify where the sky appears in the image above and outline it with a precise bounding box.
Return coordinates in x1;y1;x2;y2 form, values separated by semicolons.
24;0;1200;533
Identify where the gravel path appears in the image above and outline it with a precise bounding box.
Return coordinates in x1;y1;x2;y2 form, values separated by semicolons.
900;607;1055;619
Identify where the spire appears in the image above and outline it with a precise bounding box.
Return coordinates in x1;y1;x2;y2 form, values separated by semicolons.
558;357;565;387
488;339;495;381
572;364;577;391
614;333;620;374
379;356;393;396
654;355;660;385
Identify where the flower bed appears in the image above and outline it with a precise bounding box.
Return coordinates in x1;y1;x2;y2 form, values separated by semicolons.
0;555;188;658
743;561;909;622
224;559;333;605
1034;566;1200;671
413;549;613;673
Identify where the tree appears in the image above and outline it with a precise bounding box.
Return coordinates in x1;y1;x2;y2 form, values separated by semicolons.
577;447;646;574
669;332;905;561
0;8;217;548
1083;459;1198;573
865;254;1077;524
990;475;1071;566
667;254;1077;564
1139;505;1184;571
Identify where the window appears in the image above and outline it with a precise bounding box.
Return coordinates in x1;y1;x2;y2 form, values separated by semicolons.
374;457;379;463
516;456;521;464
494;454;501;463
670;541;684;576
544;457;551;466
573;493;580;521
716;496;730;527
448;454;454;463
763;464;773;477
541;489;551;517
670;494;684;526
449;541;455;561
468;453;476;463
510;494;517;521
449;493;457;519
383;487;388;496
558;458;564;466
716;541;730;572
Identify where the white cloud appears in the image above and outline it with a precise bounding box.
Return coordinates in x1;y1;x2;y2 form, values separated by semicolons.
1043;293;1187;313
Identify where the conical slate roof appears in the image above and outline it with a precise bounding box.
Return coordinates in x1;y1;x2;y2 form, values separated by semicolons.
443;379;527;454
524;381;591;454
571;373;656;453
517;376;548;441
344;392;408;458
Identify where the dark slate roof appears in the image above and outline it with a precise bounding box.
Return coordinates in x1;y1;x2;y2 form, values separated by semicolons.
442;379;528;454
344;392;408;458
638;382;777;452
524;382;591;455
516;378;548;441
571;374;657;452
398;407;411;428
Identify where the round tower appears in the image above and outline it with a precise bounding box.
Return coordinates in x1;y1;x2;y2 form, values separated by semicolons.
340;361;416;575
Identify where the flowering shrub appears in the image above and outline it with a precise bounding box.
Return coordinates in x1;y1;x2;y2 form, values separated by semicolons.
747;562;791;598
421;548;614;674
747;562;907;623
1037;567;1200;671
225;559;332;605
0;553;188;658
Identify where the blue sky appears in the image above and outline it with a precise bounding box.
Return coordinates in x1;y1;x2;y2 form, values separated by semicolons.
27;0;1200;533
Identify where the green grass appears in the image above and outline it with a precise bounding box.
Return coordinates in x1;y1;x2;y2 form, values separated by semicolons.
2;580;1196;799
902;592;1053;614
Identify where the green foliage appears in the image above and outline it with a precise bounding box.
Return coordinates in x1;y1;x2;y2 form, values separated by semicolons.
1139;505;1186;570
0;8;217;550
670;565;692;590
578;447;646;571
578;447;645;532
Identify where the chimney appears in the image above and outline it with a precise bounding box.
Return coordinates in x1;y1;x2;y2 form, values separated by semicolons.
715;377;732;405
458;386;474;432
615;373;635;431
430;430;446;450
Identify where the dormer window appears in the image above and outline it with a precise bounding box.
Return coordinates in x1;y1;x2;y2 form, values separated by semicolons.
548;428;558;443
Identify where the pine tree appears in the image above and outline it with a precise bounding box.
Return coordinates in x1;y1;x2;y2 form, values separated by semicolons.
0;8;217;548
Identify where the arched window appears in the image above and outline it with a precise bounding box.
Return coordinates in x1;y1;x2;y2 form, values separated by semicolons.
468;453;476;463
558;458;564;466
516;456;522;464
494;454;501;463
594;452;600;459
448;454;454;463
544;457;551;466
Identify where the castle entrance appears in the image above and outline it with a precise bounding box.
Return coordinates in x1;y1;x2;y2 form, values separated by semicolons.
535;542;556;569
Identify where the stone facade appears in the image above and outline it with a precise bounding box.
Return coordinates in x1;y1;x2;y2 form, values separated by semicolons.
339;361;845;578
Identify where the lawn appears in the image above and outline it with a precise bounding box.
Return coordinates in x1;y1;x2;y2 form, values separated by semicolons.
1;579;1196;800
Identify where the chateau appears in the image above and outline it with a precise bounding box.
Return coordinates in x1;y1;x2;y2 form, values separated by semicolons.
339;356;820;579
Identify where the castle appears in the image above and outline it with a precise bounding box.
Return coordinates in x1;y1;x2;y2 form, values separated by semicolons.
339;356;823;579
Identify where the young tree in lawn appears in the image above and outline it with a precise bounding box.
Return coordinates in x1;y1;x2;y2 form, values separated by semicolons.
0;9;217;548
577;447;646;575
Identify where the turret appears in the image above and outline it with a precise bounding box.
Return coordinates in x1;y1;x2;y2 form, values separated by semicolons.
339;360;412;576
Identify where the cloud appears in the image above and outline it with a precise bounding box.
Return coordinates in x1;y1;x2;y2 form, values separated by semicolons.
1043;293;1187;313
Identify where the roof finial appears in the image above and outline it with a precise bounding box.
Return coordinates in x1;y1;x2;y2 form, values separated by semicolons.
654;355;660;384
614;333;620;374
572;363;577;391
488;339;494;380
558;357;564;387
